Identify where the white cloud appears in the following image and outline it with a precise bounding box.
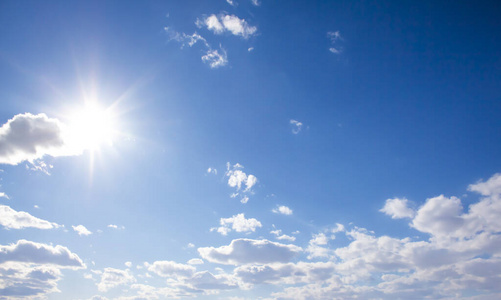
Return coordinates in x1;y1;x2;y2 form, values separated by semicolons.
290;119;303;134
0;192;9;199
226;0;236;6
184;271;238;290
226;163;258;202
201;14;257;39
205;15;224;34
240;195;249;204
97;267;135;292
0;204;61;229
277;234;296;242
380;198;415;219
187;243;195;248
327;31;342;54
250;0;260;6
468;173;501;196
272;205;293;215
72;225;92;236
411;195;464;237
0;113;81;165
187;258;204;265
198;238;302;265
107;224;124;230
147;260;196;278
0;240;84;267
211;213;262;235
125;261;132;268
207;167;217;175
202;48;228;68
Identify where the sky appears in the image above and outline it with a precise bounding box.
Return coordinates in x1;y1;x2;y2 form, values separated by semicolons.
0;0;501;299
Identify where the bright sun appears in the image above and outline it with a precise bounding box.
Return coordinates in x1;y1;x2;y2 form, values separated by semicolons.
68;102;116;151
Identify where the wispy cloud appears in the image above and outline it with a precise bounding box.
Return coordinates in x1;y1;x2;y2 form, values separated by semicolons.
290;119;303;134
327;31;342;54
198;14;257;39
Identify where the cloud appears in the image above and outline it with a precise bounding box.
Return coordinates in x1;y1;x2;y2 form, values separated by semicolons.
0;113;81;165
0;240;84;267
0;264;62;297
198;238;302;265
468;173;501;196
0;192;9;199
0;205;61;230
207;167;217;175
200;14;257;39
250;0;260;6
184;271;238;290
226;0;236;6
107;224;125;230
411;195;464;236
97;268;135;292
187;258;204;265
327;31;342;54
290;119;303;134
380;198;415;219
147;261;196;278
211;213;262;235
226;163;257;192
270;229;296;241
272;205;293;215
72;225;92;236
202;48;228;68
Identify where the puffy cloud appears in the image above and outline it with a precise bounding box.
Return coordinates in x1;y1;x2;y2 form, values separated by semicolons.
272;205;293;215
211;213;262;235
72;224;92;236
0;204;61;229
107;224;125;230
0;240;84;267
235;261;335;285
97;267;135;292
200;14;257;39
0;264;62;297
207;167;217;175
226;163;258;203
198;238;302;265
468;173;501;196
411;195;464;236
184;271;238;290
147;260;195;278
202;48;228;68
187;258;204;265
290;119;303;134
270;229;296;241
0;113;80;165
0;192;9;199
380;198;415;219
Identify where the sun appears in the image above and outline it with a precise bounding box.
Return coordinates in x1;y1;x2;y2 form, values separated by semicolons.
68;101;116;151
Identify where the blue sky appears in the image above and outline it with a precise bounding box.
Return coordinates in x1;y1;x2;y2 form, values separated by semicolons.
1;0;501;299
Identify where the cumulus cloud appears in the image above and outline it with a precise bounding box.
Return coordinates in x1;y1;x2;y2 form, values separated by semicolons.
272;205;293;215
0;113;81;165
147;260;196;278
270;229;296;242
0;240;84;267
184;271;238;290
198;238;302;265
211;213;262;235
0;205;61;229
290;119;303;134
200;14;257;39
72;225;92;236
380;198;415;219
97;268;135;292
207;167;217;175
187;258;204;265
226;162;258;203
0;192;9;199
468;173;501;196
